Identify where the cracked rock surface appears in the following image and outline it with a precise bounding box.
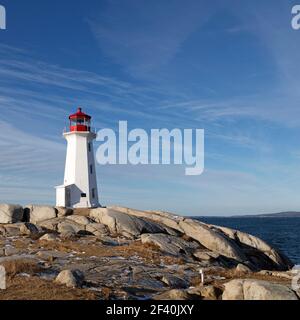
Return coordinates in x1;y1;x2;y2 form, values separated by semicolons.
0;204;297;300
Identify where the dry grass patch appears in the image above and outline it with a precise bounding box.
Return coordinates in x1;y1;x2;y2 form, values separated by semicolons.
101;287;113;300
10;238;184;265
11;238;33;250
1;259;42;277
0;276;98;300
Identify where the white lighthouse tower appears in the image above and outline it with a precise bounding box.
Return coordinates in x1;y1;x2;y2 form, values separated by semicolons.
55;107;99;208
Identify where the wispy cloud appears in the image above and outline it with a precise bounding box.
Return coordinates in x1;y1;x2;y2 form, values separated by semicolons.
90;0;217;77
0;120;66;204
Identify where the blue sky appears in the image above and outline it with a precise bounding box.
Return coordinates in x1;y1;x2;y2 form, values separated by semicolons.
1;0;300;216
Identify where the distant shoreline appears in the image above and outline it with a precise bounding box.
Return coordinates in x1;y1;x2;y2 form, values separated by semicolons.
194;212;300;218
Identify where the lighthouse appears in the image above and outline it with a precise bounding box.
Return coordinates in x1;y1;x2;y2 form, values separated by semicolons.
55;108;99;208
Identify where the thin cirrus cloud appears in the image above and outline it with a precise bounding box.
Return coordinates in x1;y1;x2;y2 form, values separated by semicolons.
90;0;217;77
0;120;65;173
0;119;66;204
89;0;300;129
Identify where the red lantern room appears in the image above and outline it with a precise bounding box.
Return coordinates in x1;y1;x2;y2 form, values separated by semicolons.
69;107;91;132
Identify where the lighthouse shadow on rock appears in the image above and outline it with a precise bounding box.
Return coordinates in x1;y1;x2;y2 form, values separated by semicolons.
55;108;100;208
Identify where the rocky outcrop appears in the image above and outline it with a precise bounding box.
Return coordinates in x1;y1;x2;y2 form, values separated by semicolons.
213;226;293;270
110;206;292;271
178;218;247;263
141;233;199;256
26;205;57;224
111;206;185;232
0;203;296;300
89;208;167;239
0;204;23;224
0;204;291;271
222;279;298;300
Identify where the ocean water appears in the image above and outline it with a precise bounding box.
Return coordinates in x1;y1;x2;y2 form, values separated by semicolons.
195;217;300;264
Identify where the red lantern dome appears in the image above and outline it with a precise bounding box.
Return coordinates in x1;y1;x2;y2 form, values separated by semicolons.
69;107;91;132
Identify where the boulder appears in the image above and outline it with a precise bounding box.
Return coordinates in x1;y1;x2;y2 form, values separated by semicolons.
243;280;298;300
39;233;57;241
4;245;19;256
37;217;63;232
0;204;23;224
161;275;189;289
164;227;182;237
179;219;247;262
215;226;293;270
236;263;252;273
19;222;41;236
90;208;166;238
66;215;91;226
86;223;108;237
0;222;41;237
0;223;24;236
55;207;73;217
141;233;199;256
57;223;76;238
222;279;298;300
57;221;85;235
222;279;245;300
188;285;222;300
55;269;84;288
193;250;220;262
110;206;185;233
26;205;57;224
1;224;22;236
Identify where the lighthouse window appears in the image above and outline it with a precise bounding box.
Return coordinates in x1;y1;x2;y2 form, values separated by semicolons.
88;143;91;152
90;165;93;174
92;188;95;199
81;193;87;198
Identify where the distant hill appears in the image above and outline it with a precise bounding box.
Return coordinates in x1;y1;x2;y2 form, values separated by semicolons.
233;211;300;218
